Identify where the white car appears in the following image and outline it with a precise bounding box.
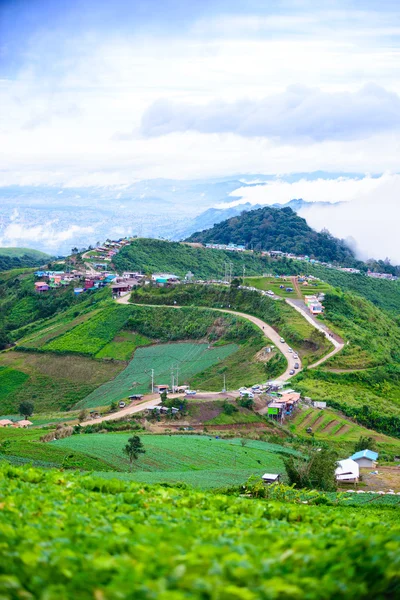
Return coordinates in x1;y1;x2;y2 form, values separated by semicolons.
293;354;298;359
119;401;126;408
288;348;293;353
280;338;285;343
267;290;274;296
185;390;197;396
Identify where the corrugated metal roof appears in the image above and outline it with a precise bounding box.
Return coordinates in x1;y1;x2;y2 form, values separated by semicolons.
350;449;379;461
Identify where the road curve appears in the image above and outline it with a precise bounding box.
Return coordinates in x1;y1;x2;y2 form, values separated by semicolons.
285;298;344;369
80;395;163;427
116;295;301;381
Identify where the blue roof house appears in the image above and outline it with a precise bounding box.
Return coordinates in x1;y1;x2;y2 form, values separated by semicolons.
350;450;378;468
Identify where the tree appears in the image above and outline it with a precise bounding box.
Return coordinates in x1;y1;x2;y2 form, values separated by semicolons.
230;278;241;288
123;435;145;470
78;409;88;423
19;401;34;419
354;435;377;453
284;448;337;492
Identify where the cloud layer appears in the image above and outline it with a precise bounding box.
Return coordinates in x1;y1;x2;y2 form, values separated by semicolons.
141;84;400;142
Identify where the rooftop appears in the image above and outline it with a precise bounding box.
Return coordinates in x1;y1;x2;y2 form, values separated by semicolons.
350;449;379;461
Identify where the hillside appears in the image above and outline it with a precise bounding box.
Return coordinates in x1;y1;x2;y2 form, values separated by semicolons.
113;237;274;278
0;247;50;272
186;205;357;265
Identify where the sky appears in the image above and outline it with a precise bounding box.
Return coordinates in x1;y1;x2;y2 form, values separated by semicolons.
1;0;400;258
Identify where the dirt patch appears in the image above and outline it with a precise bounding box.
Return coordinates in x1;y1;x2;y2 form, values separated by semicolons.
361;467;400;492
320;419;340;434
334;424;352;436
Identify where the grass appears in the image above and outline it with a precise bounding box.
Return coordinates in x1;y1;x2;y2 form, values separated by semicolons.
95;331;151;361
52;434;291;485
290;406;400;456
0;350;125;413
76;342;239;409
246;276;334;299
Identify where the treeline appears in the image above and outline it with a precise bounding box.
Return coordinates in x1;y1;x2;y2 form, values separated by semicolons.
0;254;48;272
130;285;331;361
327;399;400;439
186;206;358;266
127;305;262;345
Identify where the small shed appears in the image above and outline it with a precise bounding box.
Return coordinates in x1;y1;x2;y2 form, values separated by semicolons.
262;473;281;485
335;459;359;483
350;449;378;468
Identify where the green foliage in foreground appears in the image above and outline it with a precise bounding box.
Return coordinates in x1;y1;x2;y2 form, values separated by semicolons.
0;464;400;599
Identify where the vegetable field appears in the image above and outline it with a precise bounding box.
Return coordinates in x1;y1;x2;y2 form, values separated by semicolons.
43;305;134;355
53;434;291;485
76;342;238;408
1;464;399;599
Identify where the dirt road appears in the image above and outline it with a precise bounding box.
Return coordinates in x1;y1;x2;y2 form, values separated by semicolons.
80;395;163;427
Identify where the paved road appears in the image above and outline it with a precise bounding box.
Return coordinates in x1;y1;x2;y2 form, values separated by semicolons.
116;296;301;381
285;298;344;368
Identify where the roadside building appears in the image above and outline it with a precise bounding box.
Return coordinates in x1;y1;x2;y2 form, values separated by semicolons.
0;419;13;427
34;282;49;292
350;449;378;468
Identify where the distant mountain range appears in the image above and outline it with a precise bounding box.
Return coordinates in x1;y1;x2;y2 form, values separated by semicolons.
0;247;50;272
186;205;357;266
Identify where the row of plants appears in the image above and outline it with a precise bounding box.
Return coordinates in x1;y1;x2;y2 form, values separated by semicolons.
0;463;399;599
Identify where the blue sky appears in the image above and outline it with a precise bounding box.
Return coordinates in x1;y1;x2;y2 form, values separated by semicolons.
1;0;400;185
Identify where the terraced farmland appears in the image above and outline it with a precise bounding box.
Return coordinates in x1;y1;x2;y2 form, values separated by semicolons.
53;434;293;487
76;342;238;409
291;407;400;455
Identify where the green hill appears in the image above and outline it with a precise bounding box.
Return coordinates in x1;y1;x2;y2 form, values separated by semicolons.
0;247;50;271
0;464;399;599
186;205;357;265
113;238;274;278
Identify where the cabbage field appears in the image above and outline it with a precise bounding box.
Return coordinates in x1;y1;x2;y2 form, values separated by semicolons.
1;463;399;599
76;342;238;408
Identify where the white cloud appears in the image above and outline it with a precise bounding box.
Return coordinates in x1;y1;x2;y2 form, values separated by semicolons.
221;173;400;263
0;223;94;249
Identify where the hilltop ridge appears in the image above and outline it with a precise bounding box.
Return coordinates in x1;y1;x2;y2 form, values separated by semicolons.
186;205;357;265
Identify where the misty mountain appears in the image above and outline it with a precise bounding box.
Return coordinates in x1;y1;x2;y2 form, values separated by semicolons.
186;205;356;265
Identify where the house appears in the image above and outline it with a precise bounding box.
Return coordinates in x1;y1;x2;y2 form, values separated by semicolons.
350;449;379;468
156;384;169;394
12;419;33;428
335;459;359;483
34;281;49;292
262;473;281;484
111;282;130;294
0;419;13;427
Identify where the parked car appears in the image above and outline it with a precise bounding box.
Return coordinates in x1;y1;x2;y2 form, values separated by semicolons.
294;363;300;369
119;401;126;408
185;390;197;396
280;338;285;343
267;290;274;296
128;394;143;400
289;369;295;375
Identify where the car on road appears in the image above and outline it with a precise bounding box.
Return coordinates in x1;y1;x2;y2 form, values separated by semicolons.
119;401;126;408
267;290;274;296
293;354;298;359
288;348;293;353
289;369;295;375
294;363;300;369
185;390;197;396
128;394;143;400
280;338;285;343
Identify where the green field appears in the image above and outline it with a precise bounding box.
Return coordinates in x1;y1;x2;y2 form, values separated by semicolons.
53;434;295;486
76;342;238;408
290;407;400;456
1;464;400;599
246;276;334;298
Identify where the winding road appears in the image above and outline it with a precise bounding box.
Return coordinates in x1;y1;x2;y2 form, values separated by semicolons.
78;290;345;426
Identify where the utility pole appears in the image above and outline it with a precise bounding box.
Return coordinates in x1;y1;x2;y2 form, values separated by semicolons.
171;367;175;393
175;365;179;389
151;368;154;394
222;372;226;392
229;262;233;284
242;265;245;285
